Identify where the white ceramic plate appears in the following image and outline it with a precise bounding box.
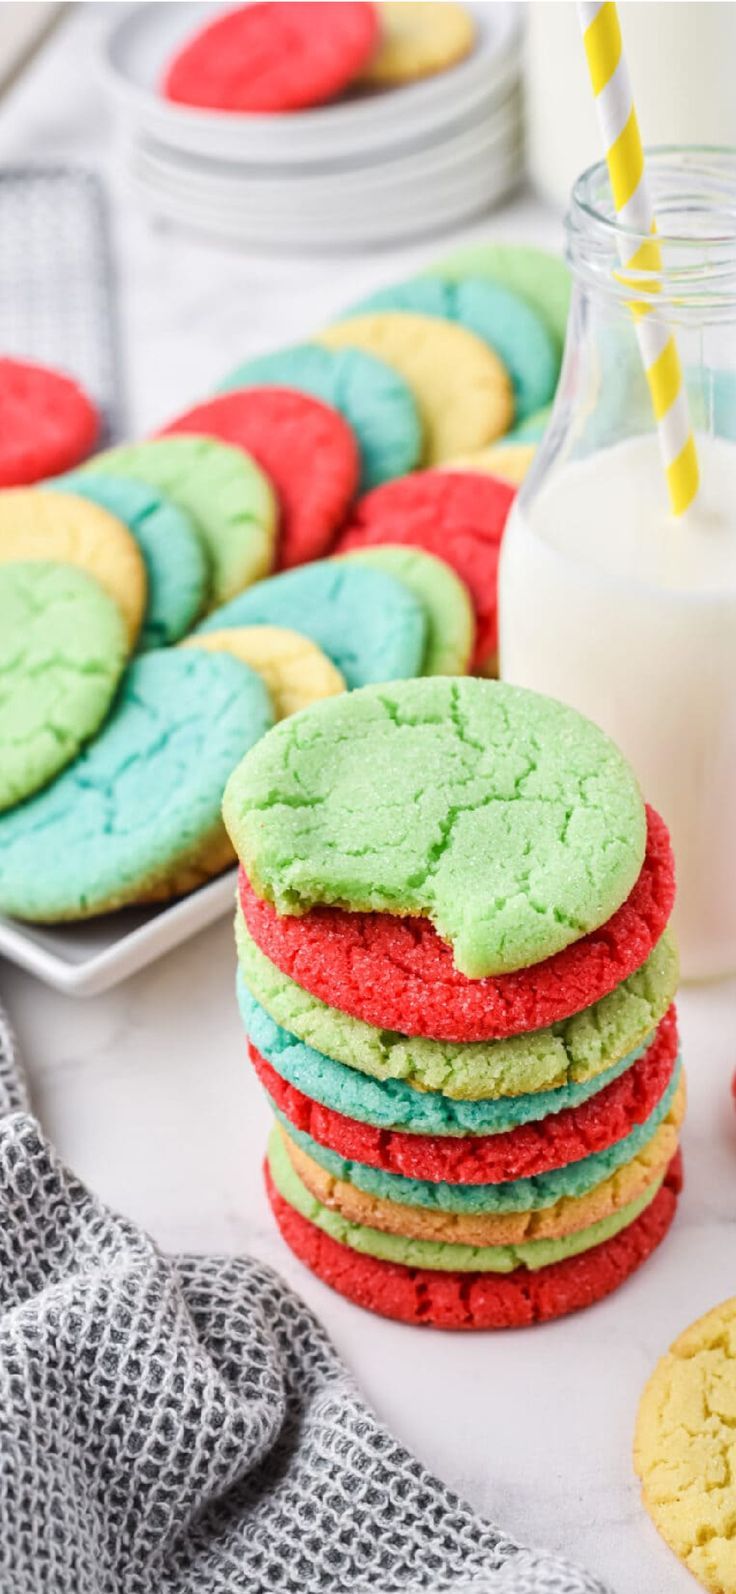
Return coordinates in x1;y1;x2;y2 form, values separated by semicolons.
103;1;522;165
129;146;522;249
0;870;237;996
132;101;522;214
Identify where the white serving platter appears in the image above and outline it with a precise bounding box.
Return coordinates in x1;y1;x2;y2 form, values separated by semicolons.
0;870;237;996
103;1;522;165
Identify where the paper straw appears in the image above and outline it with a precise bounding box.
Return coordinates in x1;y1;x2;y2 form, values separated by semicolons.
579;0;699;515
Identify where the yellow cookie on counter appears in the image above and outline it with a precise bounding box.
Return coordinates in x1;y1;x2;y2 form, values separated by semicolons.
442;441;537;486
361;2;475;84
185;626;345;719
319;312;512;465
0;487;145;648
635;1295;736;1593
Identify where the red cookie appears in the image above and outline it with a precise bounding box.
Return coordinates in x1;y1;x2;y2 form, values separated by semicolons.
163;3;380;113
266;1152;682;1328
239;806;674;1043
250;1008;678;1184
161;388;359;570
334;470;516;668
0;358;99;487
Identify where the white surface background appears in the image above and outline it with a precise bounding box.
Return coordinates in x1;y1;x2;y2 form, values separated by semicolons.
1;9;735;1593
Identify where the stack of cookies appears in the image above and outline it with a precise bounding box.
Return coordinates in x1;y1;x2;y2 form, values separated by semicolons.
224;676;683;1330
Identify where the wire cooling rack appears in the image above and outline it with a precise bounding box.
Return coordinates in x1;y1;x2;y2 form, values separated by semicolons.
0;165;123;440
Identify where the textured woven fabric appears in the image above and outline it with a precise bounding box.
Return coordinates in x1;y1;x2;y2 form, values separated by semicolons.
0;1002;612;1594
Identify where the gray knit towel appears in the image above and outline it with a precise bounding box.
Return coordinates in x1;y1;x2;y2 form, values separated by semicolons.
0;1002;612;1594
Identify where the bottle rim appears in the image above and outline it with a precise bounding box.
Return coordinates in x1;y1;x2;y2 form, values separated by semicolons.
566;146;736;311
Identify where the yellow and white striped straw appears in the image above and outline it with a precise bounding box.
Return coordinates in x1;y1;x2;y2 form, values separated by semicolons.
579;0;699;515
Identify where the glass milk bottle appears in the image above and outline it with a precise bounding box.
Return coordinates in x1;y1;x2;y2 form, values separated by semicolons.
499;149;736;980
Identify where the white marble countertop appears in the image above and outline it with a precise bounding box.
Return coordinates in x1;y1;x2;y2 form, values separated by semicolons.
2;10;736;1594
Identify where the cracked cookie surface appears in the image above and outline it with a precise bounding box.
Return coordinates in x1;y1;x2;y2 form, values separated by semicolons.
84;436;276;606
225;677;648;978
199;560;426;689
0;648;272;919
266;1152;681;1327
0;561;127;812
635;1296;736;1593
161;387;359;569
237;805;674;1041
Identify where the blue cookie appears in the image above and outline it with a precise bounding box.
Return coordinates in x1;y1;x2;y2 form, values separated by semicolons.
54;471;209;649
216;343;423;492
349;276;558;423
0;649;273;921
271;1062;682;1214
507;404;554;443
196;559;427;688
238;975;650;1137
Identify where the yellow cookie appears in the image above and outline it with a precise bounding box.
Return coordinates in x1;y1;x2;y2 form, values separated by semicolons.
185;626;345;719
0;488;145;648
285;1078;684;1248
319;313;512;465
361;2;475;83
442;441;537;486
635;1294;736;1593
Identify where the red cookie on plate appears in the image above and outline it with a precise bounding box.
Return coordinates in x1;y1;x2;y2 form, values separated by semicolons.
334;469;516;669
239;806;675;1043
161;388;360;569
0;358;99;487
266;1152;682;1328
250;1008;678;1184
163;3;380;113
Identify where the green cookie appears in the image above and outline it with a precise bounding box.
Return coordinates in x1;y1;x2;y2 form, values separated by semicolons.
224;677;647;978
0;561;127;813
425;244;571;358
268;1126;662;1273
236;914;678;1100
340;546;474;675
84;437;277;608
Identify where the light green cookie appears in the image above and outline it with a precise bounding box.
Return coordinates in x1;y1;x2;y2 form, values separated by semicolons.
268;1126;662;1273
339;546;474;675
425;243;571;357
0;561;127;813
83;437;277;609
224;677;647;978
237;914;678;1100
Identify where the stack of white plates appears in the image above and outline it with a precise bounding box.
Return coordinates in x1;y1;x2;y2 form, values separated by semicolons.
102;2;524;250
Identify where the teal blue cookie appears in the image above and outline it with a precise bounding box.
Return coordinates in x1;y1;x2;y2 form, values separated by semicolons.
238;975;650;1135
197;559;427;689
424;243;572;357
349;276;558;423
0;649;273;921
216;343;423;492
507;404;553;443
54;471;209;649
272;1061;682;1214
